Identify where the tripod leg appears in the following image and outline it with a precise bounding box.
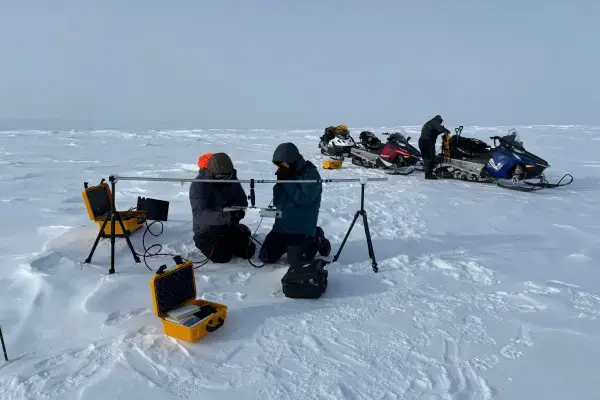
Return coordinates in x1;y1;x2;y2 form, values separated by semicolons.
361;210;378;273
332;210;360;263
0;325;8;361
85;213;110;264
109;211;116;274
115;212;141;264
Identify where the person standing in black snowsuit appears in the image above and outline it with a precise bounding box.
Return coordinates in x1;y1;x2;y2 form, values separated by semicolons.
419;115;450;180
258;142;331;268
189;152;256;263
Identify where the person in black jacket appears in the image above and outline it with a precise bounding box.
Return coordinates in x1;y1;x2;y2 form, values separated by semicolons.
189;152;256;263
258;142;331;267
419;115;451;179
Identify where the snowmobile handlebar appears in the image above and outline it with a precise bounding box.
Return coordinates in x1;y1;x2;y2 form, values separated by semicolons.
490;136;503;147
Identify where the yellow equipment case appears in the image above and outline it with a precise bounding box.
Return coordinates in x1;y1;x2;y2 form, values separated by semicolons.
81;181;146;237
443;134;451;158
150;258;228;342
322;158;343;169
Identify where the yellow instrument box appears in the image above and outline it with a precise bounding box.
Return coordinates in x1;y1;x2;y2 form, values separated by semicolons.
323;159;343;169
150;259;228;342
82;181;146;237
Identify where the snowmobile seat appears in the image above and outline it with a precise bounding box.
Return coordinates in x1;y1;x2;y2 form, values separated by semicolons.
321;126;336;143
449;135;490;159
364;141;384;151
359;131;384;151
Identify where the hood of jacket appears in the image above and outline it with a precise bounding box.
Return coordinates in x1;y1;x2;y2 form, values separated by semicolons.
272;142;305;168
196;168;212;179
206;152;235;177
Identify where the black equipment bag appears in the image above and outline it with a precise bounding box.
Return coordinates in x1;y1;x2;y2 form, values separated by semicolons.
449;136;489;158
281;259;328;299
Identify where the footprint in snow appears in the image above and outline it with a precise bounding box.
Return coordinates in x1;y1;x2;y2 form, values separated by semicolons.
524;281;561;296
200;292;247;301
229;271;253;285
103;308;151;327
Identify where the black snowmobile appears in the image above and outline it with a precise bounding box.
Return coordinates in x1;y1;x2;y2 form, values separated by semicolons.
433;126;574;192
349;131;423;175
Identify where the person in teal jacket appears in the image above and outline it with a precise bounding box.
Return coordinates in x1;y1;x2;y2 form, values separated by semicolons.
258;142;331;267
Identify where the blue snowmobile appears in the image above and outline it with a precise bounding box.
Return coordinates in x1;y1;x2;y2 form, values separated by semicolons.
433;126;573;192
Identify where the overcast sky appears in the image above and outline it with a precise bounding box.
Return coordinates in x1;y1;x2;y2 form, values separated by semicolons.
0;0;597;130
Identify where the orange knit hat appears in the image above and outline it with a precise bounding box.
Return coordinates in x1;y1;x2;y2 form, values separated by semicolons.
197;152;213;169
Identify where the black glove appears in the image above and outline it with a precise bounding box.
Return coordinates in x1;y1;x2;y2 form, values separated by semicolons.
275;167;285;180
276;166;296;180
231;210;245;223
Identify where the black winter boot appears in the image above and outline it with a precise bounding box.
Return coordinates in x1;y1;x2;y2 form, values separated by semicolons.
425;162;438;180
315;227;331;257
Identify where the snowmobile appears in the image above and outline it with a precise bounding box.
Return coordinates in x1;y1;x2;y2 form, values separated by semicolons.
433;126;573;192
349;130;423;175
318;125;357;157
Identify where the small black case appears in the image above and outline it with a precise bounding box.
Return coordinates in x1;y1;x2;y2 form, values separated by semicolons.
281;259;328;299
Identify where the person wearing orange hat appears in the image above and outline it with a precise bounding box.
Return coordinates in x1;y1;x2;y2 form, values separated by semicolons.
197;152;213;169
189;152;255;263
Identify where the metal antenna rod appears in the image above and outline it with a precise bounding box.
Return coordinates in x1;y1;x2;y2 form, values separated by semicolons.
111;174;388;184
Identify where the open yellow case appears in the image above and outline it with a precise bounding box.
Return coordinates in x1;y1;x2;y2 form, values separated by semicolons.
81;181;146;236
149;259;228;342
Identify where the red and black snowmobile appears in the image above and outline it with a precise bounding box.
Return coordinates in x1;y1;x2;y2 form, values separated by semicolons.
350;130;423;175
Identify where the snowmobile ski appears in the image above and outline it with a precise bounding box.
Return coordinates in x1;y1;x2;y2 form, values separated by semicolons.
496;173;574;192
385;166;415;175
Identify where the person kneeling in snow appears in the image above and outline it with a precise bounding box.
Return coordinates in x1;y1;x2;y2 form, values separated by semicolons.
258;142;331;267
189;152;256;263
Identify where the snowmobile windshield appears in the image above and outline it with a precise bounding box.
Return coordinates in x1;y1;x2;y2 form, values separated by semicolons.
503;129;523;147
336;132;350;140
512;133;523;146
505;128;523;146
389;133;407;142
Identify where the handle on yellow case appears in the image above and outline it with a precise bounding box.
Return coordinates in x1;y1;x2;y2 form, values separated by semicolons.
206;317;224;332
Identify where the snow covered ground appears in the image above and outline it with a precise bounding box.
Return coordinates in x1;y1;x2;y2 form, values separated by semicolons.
0;125;599;400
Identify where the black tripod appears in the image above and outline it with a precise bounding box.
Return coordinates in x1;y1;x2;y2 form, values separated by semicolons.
332;180;378;273
84;176;140;274
0;324;7;361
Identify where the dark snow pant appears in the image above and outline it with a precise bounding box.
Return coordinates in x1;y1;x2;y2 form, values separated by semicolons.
418;137;436;177
258;230;319;268
194;224;256;263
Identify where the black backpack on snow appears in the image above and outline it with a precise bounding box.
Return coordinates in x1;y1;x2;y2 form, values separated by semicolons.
281;259;328;299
